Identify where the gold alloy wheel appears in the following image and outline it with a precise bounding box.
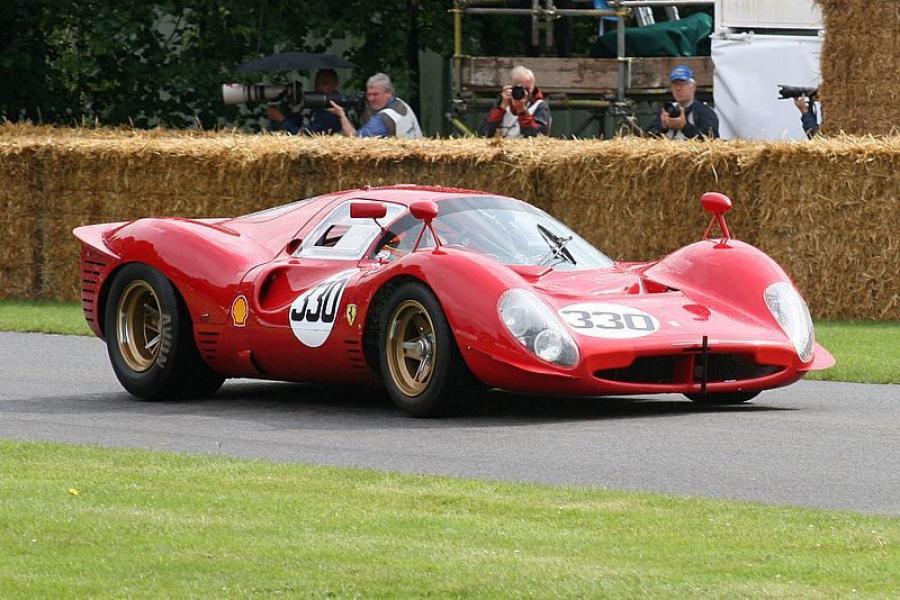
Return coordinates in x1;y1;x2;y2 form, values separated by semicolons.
116;280;163;372
386;300;437;397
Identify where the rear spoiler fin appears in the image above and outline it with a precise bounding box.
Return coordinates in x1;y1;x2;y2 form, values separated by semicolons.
72;222;126;260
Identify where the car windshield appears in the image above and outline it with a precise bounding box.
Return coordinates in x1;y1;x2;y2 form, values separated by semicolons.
374;196;614;270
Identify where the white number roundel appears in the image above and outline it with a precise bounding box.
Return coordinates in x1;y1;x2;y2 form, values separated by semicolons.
289;270;357;347
558;303;660;339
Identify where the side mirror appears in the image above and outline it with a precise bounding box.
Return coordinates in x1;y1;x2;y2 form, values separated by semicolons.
350;201;387;219
409;200;441;252
700;192;732;216
409;200;439;223
700;192;732;244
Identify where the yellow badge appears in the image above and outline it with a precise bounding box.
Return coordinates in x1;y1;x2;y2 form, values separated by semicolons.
231;295;249;327
346;303;357;327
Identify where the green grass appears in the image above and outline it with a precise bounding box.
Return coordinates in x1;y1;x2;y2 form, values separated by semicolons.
809;321;900;384
0;299;91;336
1;439;898;598
1;300;898;383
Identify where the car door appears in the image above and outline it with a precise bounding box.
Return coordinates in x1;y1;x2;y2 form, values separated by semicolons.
248;200;404;383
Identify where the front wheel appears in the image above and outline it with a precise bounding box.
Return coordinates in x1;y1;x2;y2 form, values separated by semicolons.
378;282;475;417
104;263;224;400
685;391;760;405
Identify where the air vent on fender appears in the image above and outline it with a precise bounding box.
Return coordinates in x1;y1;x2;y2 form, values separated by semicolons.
195;329;220;361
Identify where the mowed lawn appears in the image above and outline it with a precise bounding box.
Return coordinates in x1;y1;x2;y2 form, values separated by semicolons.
1;440;898;598
1;300;898;383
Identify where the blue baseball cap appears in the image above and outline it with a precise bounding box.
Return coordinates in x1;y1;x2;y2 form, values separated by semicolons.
669;65;694;82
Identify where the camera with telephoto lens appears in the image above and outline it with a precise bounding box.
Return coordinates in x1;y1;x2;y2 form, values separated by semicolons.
777;85;819;100
664;101;682;118
221;81;365;112
511;85;527;101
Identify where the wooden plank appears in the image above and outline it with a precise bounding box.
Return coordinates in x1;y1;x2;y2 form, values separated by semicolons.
458;56;713;94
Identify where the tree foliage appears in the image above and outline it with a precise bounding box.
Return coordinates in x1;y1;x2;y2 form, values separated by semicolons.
0;0;474;129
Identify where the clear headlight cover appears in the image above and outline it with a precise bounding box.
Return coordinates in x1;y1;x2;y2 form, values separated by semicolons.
764;281;814;362
498;289;579;367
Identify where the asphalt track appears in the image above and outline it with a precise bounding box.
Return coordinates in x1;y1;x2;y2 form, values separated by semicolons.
1;332;898;515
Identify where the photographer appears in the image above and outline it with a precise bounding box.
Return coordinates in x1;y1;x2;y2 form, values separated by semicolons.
478;66;551;138
266;69;342;135
327;73;422;138
646;65;719;140
794;96;820;138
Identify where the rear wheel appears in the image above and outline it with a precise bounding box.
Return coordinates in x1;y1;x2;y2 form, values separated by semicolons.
379;282;474;417
104;263;224;400
685;391;760;405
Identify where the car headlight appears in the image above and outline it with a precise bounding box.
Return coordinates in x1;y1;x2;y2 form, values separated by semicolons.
764;282;814;362
498;289;579;367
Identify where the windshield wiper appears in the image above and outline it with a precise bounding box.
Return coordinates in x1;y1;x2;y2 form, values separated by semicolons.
536;223;577;266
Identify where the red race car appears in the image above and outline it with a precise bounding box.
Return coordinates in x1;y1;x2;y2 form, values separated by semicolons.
75;185;834;416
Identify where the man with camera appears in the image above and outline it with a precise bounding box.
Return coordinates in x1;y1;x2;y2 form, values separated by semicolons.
782;95;819;139
793;96;820;138
266;69;342;135
478;65;551;138
776;85;820;138
326;73;422;138
646;65;719;140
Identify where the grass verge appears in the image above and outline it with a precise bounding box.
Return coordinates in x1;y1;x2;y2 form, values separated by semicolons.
0;300;898;384
1;439;898;598
0;299;91;336
806;321;900;384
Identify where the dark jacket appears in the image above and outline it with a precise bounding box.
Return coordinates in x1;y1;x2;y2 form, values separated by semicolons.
279;108;341;136
801;110;819;138
478;88;551;138
646;100;719;139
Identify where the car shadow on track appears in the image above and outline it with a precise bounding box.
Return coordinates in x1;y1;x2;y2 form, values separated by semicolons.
4;379;793;430
205;380;794;426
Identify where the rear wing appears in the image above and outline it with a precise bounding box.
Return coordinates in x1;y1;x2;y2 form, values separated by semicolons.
72;222;126;260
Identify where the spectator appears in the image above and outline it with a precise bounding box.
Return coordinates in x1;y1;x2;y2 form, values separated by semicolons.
794;95;820;138
266;69;342;135
646;65;719;139
327;73;422;138
478;65;551;138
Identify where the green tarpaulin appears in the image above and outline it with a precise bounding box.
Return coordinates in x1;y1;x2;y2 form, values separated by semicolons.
591;12;713;58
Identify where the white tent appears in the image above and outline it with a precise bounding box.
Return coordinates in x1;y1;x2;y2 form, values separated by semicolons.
712;0;824;140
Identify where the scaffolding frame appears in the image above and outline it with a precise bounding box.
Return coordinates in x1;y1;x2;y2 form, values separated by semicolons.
448;0;715;136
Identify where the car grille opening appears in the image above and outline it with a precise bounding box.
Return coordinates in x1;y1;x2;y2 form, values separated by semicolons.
594;353;783;385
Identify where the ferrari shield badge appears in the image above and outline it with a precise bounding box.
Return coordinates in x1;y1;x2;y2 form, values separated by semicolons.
346;303;357;327
231;295;249;327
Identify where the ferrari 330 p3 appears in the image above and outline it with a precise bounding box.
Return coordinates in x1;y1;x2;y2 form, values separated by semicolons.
75;185;833;416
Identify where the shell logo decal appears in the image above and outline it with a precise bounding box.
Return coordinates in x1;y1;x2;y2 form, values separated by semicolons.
231;295;249;327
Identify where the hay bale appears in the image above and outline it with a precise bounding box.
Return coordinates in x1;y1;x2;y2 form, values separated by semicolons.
817;0;900;136
1;125;898;320
0;141;41;296
533;137;761;261
748;135;900;319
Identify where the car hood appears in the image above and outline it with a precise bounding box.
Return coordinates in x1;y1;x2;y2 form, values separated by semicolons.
518;265;788;351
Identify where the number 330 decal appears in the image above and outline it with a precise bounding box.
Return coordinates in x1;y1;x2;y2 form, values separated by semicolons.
559;303;660;339
290;270;357;347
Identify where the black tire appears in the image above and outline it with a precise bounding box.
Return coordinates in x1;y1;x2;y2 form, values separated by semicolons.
104;263;225;400
685;391;760;405
378;282;475;417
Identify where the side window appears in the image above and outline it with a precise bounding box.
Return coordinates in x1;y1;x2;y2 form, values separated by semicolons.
315;224;351;247
298;201;403;260
373;214;435;263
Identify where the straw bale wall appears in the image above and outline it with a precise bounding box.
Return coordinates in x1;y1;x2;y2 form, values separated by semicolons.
818;0;900;136
1;125;898;320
